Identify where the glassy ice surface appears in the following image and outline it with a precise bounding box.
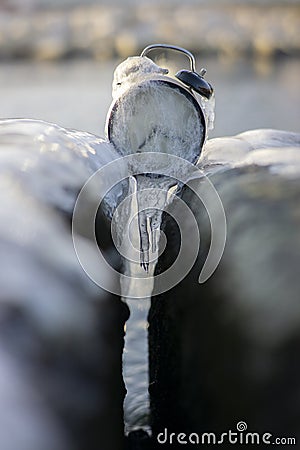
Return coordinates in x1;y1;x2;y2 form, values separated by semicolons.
109;65;205;268
123;297;151;435
119;179;158;435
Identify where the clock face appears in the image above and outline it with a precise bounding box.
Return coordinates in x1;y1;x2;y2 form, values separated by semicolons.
107;79;206;165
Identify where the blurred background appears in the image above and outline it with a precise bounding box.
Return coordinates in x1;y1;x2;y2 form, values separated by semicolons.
0;0;299;138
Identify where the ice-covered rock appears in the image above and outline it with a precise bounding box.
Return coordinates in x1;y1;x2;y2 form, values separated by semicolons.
0;119;129;450
150;129;300;442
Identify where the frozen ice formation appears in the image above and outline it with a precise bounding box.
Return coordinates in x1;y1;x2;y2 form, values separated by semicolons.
199;128;300;177
0;118;129;450
112;56;169;100
108;55;210;271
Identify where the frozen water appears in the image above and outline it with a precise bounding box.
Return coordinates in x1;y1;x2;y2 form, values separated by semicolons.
108;57;208;271
112;56;169;101
108;79;204;163
199;128;300;177
108;55;211;436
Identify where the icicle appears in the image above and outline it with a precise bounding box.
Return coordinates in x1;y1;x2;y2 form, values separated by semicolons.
134;174;174;272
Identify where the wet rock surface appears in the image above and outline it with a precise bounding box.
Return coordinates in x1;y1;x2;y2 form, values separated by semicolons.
150;130;300;446
0;119;128;450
